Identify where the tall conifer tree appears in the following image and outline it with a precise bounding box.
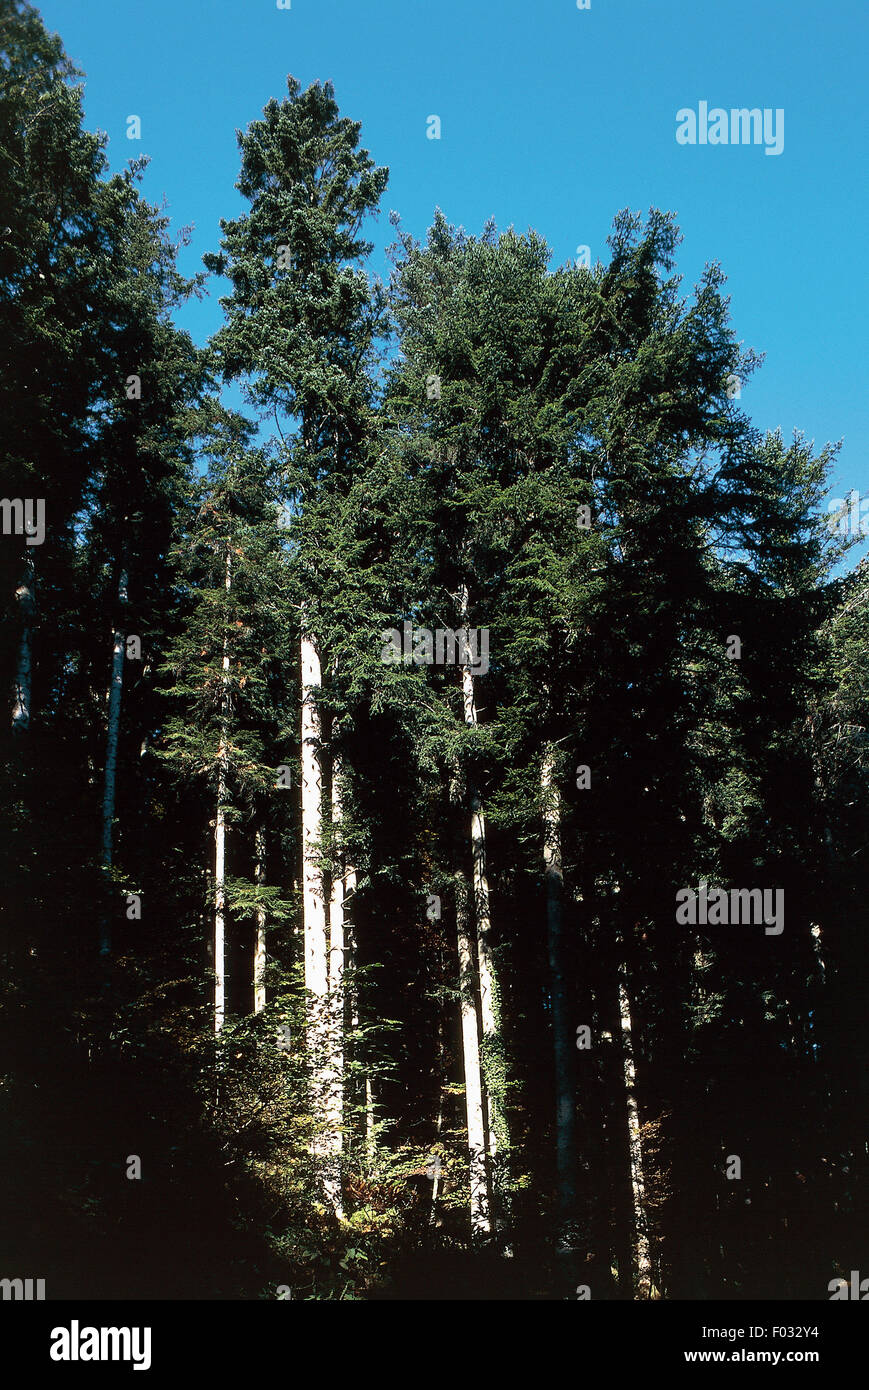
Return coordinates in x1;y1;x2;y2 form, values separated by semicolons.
204;77;388;1211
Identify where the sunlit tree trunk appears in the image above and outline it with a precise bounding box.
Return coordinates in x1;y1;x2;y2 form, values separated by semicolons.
301;629;339;1209
325;750;351;1216
365;1076;376;1167
98;570;128;957
253;825;267;1013
301;632;328;1001
459;581;505;1174
214;759;228;1033
455;867;491;1238
618;967;653;1296
214;553;231;1032
430;1013;446;1229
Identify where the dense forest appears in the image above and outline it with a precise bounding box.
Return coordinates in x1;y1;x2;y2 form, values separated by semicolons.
2;0;868;1301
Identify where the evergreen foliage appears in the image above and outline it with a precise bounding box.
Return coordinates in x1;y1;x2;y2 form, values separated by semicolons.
1;4;866;1299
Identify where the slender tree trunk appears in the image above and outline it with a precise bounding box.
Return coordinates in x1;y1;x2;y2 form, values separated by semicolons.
98;570;128;956
541;746;578;1238
214;757;227;1033
214;552;231;1033
430;1012;446;1229
454;867;491;1238
617;967;653;1297
365;1075;376;1167
253;825;267;1013
325;751;351;1217
459;581;505;1175
300;629;338;1209
301;632;328;1000
429;1148;442;1228
11;557;34;736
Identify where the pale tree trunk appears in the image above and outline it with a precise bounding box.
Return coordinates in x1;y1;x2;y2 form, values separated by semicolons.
253;825;267;1013
365;1074;376;1167
541;746;578;1240
11;557;34;736
459;581;505;1174
618;967;653;1297
300;630;339;1210
301;631;328;1000
325;749;352;1217
214;758;228;1033
455;868;491;1238
429;1144;442;1228
214;551;231;1033
98;571;128;956
429;1013;446;1229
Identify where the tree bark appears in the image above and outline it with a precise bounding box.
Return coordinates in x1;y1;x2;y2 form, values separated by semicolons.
618;967;653;1297
459;581;505;1173
253;825;267;1013
301;632;328;1000
300;629;339;1209
214;756;227;1033
365;1076;376;1167
541;745;578;1237
455;867;491;1238
214;552;231;1032
325;750;351;1216
430;1012;446;1229
98;570;128;957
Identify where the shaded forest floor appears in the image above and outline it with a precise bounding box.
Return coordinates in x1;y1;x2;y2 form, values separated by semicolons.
0;1051;551;1299
0;990;554;1299
1;978;864;1301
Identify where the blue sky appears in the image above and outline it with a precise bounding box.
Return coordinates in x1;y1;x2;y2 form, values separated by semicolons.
40;0;868;553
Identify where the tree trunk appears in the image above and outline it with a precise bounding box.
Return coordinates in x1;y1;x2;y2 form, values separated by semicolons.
325;750;351;1216
214;552;231;1033
365;1076;376;1168
98;570;128;956
301;632;328;999
618;967;653;1297
11;557;34;736
459;581;505;1174
430;1012;446;1229
541;746;578;1238
214;756;227;1033
253;825;267;1013
454;868;491;1238
300;629;338;1209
